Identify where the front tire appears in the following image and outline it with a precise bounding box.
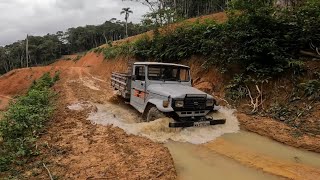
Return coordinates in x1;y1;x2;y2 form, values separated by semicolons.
146;106;165;122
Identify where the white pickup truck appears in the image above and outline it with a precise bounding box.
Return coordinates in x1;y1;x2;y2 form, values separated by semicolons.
111;62;226;128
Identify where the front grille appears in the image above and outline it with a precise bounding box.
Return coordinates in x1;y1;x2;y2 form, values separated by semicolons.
184;97;206;110
173;94;209;111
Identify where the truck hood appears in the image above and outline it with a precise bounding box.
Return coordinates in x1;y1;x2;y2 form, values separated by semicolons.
147;84;212;99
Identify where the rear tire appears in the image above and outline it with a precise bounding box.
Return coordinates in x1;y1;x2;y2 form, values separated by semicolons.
146;106;166;122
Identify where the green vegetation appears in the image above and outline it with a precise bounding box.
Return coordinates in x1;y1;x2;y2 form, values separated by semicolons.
0;72;59;172
298;71;320;100
133;0;319;75
101;0;320;76
103;43;133;59
129;0;228;27
96;0;320;82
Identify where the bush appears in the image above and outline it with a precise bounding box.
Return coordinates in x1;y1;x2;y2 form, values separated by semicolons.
0;72;59;172
130;0;319;78
102;43;133;59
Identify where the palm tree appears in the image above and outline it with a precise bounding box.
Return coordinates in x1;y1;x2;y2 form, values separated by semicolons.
120;7;133;38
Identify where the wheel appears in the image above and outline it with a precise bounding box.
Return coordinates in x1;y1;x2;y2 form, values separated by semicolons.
146;106;166;122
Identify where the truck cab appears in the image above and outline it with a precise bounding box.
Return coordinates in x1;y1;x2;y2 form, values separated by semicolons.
111;62;225;128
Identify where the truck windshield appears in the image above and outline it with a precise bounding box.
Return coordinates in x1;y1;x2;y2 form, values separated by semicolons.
148;65;190;82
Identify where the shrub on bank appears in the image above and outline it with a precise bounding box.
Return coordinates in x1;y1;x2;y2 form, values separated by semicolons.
0;72;59;172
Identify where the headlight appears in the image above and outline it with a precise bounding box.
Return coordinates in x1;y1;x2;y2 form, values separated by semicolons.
163;100;169;108
206;99;214;107
175;100;184;108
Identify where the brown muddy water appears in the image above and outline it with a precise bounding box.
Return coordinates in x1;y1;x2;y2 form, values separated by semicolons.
165;142;280;180
70;101;320;180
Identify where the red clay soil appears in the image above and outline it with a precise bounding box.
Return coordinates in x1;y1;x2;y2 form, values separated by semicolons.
0;54;176;179
0;66;62;96
27;66;176;179
0;66;67;110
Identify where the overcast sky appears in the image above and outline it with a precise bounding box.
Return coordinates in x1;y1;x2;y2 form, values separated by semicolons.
0;0;149;46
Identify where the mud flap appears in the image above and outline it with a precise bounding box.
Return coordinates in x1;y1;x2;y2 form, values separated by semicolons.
169;119;226;128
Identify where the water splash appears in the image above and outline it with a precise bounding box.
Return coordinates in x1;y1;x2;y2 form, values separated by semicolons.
87;103;239;144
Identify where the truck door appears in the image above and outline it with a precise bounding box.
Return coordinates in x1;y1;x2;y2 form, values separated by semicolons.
130;65;146;113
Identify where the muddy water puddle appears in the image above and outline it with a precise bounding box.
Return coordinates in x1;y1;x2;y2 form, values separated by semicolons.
70;101;320;179
221;130;320;169
166;142;280;180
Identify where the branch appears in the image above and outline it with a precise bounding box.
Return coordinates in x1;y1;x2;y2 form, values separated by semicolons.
246;85;264;113
43;163;53;180
211;94;231;107
316;47;320;56
300;50;320;59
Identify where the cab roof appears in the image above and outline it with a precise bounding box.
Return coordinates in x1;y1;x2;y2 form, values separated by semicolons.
134;62;190;68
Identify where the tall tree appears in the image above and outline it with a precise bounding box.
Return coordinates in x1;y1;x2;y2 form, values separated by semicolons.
26;34;29;68
120;7;133;38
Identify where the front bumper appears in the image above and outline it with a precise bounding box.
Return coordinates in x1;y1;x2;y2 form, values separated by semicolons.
169;118;226;128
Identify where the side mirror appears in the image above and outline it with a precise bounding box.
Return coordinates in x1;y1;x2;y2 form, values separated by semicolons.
132;75;137;81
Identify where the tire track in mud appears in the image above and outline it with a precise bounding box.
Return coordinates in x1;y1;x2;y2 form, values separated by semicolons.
82;70;108;84
77;68;102;91
62;67;79;102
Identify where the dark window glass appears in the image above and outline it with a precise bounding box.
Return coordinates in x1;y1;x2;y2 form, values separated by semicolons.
134;66;145;81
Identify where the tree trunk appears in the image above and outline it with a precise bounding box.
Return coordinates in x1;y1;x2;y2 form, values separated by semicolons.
3;60;9;72
103;32;108;44
125;20;128;38
26;34;29;68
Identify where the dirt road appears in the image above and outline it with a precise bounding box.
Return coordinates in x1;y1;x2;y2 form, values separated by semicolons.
30;66;177;179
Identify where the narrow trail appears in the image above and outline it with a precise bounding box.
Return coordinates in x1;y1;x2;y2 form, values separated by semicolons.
62;67;80;103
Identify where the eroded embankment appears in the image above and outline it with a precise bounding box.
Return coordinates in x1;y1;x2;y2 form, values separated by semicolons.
0;66;64;110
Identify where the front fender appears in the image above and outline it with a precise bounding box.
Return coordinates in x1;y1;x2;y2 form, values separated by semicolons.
147;99;174;113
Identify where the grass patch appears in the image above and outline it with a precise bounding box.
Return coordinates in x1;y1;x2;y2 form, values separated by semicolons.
0;72;59;173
